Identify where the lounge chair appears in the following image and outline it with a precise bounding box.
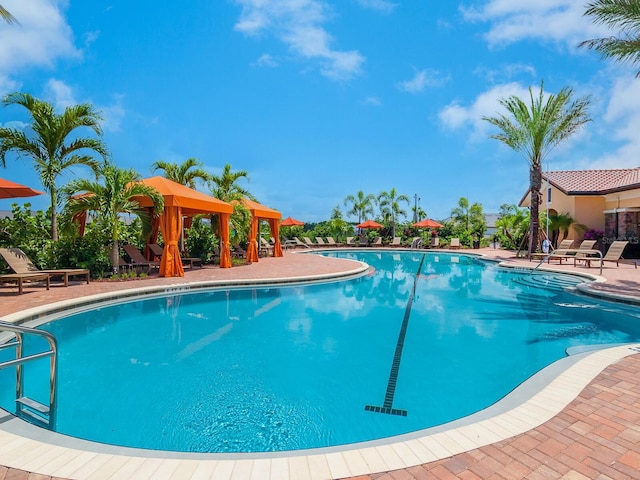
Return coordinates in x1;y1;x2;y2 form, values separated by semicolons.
371;237;382;247
122;245;160;272
0;273;50;295
147;243;203;268
303;237;317;248
410;237;422;249
389;237;402;247
577;241;636;268
449;238;461;249
315;237;328;247
548;240;596;264
358;237;369;247
429;237;440;248
259;238;274;257
325;237;342;247
293;237;310;248
0;247;90;287
345;237;356;247
530;238;574;261
231;244;247;259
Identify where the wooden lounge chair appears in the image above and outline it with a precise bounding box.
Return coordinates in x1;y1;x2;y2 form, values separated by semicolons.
0;247;90;286
315;237;328;247
293;237;310;248
577;241;636;268
449;238;461;249
389;237;402;247
147;243;202;268
259;238;274;257
303;237;317;248
122;245;160;272
231;244;247;258
0;273;50;295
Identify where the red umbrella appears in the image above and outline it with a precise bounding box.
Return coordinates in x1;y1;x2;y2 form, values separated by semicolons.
356;219;383;229
0;178;44;199
280;216;304;227
412;218;443;229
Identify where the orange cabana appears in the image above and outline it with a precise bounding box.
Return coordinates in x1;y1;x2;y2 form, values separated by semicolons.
242;198;283;262
133;177;234;277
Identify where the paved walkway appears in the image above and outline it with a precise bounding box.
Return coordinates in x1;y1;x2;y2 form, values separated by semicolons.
0;247;639;479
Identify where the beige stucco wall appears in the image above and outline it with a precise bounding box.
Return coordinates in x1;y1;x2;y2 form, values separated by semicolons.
604;188;640;210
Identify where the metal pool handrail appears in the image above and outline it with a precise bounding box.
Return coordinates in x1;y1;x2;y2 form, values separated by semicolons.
0;321;57;428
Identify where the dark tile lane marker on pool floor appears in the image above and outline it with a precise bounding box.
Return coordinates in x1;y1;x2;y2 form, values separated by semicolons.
364;253;426;417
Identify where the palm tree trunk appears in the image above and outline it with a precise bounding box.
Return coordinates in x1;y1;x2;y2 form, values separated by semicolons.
529;163;543;256
111;240;120;274
50;190;58;242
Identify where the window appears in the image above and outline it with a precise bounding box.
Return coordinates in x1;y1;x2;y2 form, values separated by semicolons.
547;187;551;203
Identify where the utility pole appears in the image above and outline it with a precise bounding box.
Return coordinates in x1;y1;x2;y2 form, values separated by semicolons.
413;194;419;223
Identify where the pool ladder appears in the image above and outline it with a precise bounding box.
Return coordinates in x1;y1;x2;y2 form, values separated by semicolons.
0;321;57;429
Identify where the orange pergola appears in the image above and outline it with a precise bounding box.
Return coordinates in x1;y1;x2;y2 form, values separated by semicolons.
242;198;283;262
133;177;234;277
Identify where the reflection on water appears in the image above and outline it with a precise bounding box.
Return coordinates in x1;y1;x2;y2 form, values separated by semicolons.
1;251;639;453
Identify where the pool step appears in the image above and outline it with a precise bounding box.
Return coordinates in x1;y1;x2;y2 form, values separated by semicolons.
514;274;584;293
16;396;50;426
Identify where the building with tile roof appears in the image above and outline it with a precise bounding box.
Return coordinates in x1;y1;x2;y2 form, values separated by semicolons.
520;167;640;257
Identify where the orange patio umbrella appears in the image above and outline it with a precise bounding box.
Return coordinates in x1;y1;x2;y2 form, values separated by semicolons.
412;218;444;229
280;216;304;227
356;219;383;229
0;178;44;199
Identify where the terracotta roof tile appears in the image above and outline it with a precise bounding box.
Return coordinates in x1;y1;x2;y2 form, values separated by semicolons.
544;167;640;194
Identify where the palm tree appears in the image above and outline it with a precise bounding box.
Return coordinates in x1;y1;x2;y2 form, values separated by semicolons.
62;163;164;273
450;197;472;232
547;212;587;248
0;92;108;241
343;190;376;224
377;188;410;238
150;157;211;188
483;81;591;256
580;0;640;77
209;163;254;243
0;5;17;24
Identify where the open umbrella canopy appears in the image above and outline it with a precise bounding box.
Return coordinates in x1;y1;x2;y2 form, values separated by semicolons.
413;218;444;229
280;216;304;227
0;178;44;199
356;219;383;229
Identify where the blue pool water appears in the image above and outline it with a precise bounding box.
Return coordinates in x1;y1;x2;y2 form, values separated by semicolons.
2;251;640;453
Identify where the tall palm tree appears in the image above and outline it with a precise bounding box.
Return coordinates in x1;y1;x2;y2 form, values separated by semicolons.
580;0;640;77
0;92;108;241
343;190;376;224
150;157;211;188
209;163;254;243
377;188;410;238
0;5;17;24
483;81;591;256
62;163;164;273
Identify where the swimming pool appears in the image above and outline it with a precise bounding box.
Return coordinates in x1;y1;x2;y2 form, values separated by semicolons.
1;251;639;453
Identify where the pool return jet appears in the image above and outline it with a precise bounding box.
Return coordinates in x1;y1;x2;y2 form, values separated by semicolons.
365;254;426;417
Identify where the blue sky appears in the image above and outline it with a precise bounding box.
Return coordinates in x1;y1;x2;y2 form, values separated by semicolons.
1;0;639;222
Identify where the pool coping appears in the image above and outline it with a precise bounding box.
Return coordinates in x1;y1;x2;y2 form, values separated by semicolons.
0;251;638;479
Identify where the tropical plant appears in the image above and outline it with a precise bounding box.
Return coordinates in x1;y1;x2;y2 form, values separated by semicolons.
0;5;17;24
482;81;591;255
343;190;376;224
150;157;211;188
450;197;486;237
209;163;253;243
495;204;528;250
0;92;108;241
326;205;353;241
62;163;164;273
580;0;640;77
0;203;51;269
547;212;587;248
377;188;410;238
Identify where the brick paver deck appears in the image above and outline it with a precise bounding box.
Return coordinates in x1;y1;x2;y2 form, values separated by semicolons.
1;247;639;479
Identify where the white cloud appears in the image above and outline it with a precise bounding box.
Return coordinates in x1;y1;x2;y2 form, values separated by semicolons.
0;120;28;130
439;82;530;137
253;53;279;68
474;63;536;83
45;78;76;111
397;69;449;94
233;0;365;80
0;74;19;97
99;94;126;133
460;1;608;49
355;0;397;15
363;96;382;106
0;0;79;85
